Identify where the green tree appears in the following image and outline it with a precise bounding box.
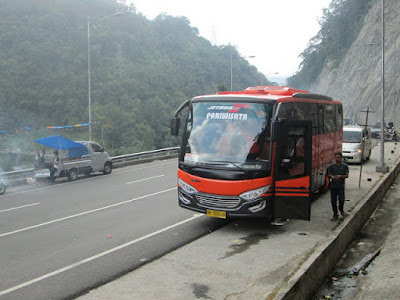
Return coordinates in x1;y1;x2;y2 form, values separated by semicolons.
0;0;269;154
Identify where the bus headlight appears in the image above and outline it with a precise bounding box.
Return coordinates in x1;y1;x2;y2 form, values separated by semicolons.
249;200;266;213
357;149;362;154
179;191;192;205
178;179;198;195
240;185;270;201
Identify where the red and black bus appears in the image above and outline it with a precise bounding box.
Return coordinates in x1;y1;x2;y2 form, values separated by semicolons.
171;86;343;221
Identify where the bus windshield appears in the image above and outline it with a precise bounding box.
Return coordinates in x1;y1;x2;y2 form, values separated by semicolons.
183;102;274;171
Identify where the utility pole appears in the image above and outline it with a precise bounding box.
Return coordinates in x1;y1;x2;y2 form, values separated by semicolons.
376;0;389;173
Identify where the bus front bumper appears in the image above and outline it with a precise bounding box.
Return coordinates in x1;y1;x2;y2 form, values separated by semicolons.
178;189;272;218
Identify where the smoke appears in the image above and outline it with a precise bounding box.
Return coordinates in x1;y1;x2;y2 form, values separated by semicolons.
0;136;36;172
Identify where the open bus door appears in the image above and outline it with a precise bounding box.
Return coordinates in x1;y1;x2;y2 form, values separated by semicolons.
272;120;312;221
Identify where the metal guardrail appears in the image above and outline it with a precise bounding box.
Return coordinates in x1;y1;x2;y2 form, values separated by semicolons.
111;147;179;168
0;169;34;186
0;147;179;186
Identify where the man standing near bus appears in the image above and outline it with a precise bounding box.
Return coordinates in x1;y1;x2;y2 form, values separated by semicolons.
327;152;349;221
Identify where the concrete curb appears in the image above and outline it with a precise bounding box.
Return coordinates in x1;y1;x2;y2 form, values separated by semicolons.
275;158;400;300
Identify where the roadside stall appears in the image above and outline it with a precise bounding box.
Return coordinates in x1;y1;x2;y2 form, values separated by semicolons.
33;135;89;182
33;135;112;182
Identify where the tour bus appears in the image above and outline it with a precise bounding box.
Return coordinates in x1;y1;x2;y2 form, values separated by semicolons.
171;86;343;221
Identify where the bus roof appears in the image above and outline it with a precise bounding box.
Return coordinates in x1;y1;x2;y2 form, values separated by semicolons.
219;86;309;96
195;86;337;103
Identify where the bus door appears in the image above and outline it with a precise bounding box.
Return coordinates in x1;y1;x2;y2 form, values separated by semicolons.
272;120;312;220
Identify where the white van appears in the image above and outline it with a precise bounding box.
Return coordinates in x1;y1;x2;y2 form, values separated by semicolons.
342;125;372;163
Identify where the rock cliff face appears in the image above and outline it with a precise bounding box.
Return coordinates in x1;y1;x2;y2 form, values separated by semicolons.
311;0;400;127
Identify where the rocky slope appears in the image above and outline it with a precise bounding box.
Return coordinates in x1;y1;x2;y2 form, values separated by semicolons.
311;0;400;127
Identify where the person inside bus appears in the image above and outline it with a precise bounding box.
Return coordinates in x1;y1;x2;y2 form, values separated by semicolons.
288;137;305;177
189;119;224;155
217;121;247;158
247;125;271;161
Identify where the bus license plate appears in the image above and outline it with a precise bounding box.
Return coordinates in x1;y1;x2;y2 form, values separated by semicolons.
207;209;226;219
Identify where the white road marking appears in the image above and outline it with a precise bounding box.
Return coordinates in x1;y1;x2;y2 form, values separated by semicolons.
115;160;176;174
0;203;40;214
7;161;175;195
0;213;202;297
126;175;164;184
6;177;96;195
0;187;177;238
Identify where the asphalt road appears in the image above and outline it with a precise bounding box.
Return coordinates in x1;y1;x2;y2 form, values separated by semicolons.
0;139;385;300
0;159;227;300
74;139;396;300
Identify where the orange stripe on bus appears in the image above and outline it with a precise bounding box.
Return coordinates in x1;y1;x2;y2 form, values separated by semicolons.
178;169;272;195
275;193;309;197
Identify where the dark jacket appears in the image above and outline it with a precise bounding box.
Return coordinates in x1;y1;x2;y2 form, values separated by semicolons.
327;162;349;188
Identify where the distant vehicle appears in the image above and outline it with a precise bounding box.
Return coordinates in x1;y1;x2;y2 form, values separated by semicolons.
34;136;112;182
342;125;372;164
385;128;398;141
343;118;354;126
371;122;385;139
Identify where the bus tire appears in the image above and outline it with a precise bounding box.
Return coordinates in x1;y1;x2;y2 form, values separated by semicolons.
103;162;112;175
68;169;79;181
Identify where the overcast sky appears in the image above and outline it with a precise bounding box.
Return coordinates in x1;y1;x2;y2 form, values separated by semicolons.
126;0;331;81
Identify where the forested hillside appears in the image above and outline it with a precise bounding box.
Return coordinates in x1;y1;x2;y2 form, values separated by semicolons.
287;0;375;89
0;0;268;155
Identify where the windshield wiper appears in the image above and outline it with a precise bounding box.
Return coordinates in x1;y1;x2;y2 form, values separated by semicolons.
180;161;226;170
181;161;255;179
210;160;252;179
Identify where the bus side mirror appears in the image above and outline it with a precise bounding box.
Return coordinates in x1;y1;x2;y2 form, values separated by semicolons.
171;118;180;136
171;99;190;136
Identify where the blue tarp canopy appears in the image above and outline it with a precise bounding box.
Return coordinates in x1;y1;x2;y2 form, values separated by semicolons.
34;135;86;150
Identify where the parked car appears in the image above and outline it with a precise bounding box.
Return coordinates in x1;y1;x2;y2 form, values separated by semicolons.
342;125;372;164
371;122;385;139
34;135;112;182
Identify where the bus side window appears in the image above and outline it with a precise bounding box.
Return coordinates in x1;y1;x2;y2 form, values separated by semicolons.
336;105;343;131
324;104;335;133
290;138;305;158
288;137;305;177
279;130;306;178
